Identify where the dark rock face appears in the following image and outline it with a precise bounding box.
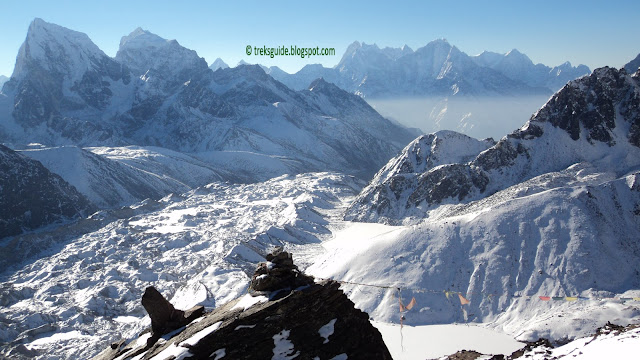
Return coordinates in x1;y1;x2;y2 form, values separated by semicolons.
141;286;204;340
624;53;640;74
93;251;392;360
345;67;640;223
0;144;94;239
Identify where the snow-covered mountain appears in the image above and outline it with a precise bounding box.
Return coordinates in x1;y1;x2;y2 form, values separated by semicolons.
271;40;552;98
309;66;640;345
0;19;415;182
0;75;8;89
312;164;640;340
0;144;94;239
1;18;133;142
271;41;589;97
209;58;229;71
625;53;640;74
267;41;590;141
472;49;591;92
346;66;640;223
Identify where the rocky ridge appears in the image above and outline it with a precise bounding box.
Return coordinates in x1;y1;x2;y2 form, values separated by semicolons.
0;144;94;239
92;250;392;360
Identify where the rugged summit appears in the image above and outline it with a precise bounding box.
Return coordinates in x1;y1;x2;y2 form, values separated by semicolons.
272;40;553;97
0;144;94;239
93;250;392;360
472;49;591;92
209;58;229;71
0;19;415;181
346;66;640;223
3;18;131;139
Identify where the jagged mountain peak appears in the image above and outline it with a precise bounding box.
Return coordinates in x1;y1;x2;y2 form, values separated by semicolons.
115;26;208;84
308;77;336;92
209;57;229;71
12;18;107;81
529;66;640;145
504;48;533;63
118;27;169;51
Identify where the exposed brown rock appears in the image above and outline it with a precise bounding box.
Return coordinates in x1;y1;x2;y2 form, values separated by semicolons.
141;286;204;340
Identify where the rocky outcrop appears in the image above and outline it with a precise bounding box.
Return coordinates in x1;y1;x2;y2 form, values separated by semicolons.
93;250;392;360
249;248;315;294
141;287;205;343
441;323;640;360
0;144;94;239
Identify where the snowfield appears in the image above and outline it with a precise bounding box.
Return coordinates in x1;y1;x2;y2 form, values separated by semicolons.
0;173;363;358
1;166;638;358
309;164;640;343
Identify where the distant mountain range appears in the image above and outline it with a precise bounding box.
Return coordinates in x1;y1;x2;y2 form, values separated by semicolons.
0;19;415;182
0;18;416;238
249;40;594;140
260;40;590;97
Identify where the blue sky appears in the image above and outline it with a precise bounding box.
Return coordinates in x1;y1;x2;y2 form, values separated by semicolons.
1;0;639;77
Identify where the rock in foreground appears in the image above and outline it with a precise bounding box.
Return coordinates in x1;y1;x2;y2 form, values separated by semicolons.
93;250;392;359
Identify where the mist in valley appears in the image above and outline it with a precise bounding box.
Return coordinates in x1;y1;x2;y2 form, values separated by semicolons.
368;95;552;140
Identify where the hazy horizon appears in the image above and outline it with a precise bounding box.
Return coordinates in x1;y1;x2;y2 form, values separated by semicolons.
1;1;639;77
368;95;552;141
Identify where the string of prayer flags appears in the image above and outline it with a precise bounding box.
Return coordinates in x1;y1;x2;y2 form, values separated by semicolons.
444;290;455;300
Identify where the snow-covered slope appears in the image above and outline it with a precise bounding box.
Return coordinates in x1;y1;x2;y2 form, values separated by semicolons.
310;165;640;342
0;19;415;182
0;173;363;359
514;323;640;359
19;145;224;208
0;145;94;239
472;49;590;92
346;67;640;223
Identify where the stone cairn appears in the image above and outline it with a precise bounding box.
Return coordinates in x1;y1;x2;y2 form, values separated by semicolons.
249;248;315;295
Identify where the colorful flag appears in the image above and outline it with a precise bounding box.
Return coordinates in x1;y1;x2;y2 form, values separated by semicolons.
539;296;551;301
565;297;578;301
458;293;470;305
399;296;417;312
